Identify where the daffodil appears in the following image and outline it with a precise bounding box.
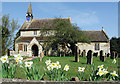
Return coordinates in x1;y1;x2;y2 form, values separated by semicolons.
64;64;69;71
51;62;57;68
96;69;104;76
56;61;61;69
110;71;118;77
78;67;85;72
103;69;109;75
98;65;104;69
47;65;53;71
0;55;9;63
45;59;51;65
112;59;116;64
25;61;33;69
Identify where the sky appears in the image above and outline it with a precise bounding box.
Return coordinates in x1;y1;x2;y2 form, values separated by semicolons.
2;2;118;38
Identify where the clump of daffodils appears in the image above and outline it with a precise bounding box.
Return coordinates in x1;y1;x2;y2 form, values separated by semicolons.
25;61;33;69
96;65;109;76
112;59;116;64
0;55;9;63
45;59;69;71
78;67;85;72
45;59;69;81
46;60;62;70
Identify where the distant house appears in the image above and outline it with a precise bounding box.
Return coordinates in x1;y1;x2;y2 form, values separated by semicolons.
15;3;110;57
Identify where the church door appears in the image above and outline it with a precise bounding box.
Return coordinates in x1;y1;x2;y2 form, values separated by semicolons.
32;44;38;56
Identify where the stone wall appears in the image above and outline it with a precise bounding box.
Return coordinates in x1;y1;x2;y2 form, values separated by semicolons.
15;42;29;56
20;30;55;37
21;31;41;37
1;79;120;84
77;42;110;56
15;37;43;57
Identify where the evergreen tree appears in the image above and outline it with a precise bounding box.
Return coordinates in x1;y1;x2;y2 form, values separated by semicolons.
110;37;120;53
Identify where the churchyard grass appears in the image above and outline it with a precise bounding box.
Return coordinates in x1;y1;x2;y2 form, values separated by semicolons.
14;56;119;80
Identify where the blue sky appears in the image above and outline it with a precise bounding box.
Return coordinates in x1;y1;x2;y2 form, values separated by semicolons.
2;2;118;38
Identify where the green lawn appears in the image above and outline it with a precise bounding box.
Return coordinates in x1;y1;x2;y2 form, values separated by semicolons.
15;56;119;80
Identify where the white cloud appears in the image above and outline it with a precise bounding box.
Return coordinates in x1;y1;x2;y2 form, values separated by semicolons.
65;10;99;26
35;3;99;26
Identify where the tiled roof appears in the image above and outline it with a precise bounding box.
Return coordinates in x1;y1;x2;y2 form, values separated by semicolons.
82;30;109;42
20;18;71;30
16;30;109;42
16;37;48;42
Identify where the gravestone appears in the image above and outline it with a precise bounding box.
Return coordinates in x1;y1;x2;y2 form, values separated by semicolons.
107;53;110;57
87;50;93;64
75;46;79;62
83;50;86;56
110;51;115;59
93;52;98;57
115;52;118;58
100;50;105;62
101;56;105;62
100;50;103;60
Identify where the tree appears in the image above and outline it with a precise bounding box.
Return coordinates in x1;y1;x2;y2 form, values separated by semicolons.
1;14;20;56
40;18;90;56
110;37;119;53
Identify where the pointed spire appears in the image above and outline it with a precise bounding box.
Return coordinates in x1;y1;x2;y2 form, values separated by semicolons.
26;2;33;20
27;2;33;15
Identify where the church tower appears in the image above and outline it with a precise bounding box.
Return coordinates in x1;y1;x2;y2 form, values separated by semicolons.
26;3;33;22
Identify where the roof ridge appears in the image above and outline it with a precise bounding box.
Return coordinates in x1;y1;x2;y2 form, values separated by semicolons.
82;30;101;32
32;18;69;21
101;30;109;40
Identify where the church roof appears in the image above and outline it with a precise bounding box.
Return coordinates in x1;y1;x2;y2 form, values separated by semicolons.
16;30;109;42
16;36;48;42
82;30;109;42
20;18;71;30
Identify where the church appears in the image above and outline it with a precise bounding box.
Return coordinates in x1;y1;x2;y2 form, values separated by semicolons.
14;3;110;57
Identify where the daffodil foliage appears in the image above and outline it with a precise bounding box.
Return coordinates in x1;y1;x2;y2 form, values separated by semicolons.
45;59;70;81
24;62;45;80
